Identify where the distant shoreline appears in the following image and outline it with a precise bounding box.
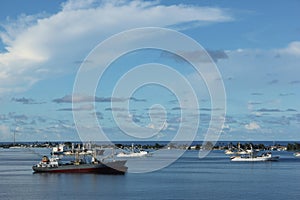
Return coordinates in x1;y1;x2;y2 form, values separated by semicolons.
1;141;300;151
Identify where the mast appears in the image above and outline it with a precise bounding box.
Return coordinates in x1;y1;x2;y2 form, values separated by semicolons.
75;151;79;164
250;144;254;158
13;130;16;146
75;143;80;164
132;143;134;153
71;143;74;153
112;147;115;161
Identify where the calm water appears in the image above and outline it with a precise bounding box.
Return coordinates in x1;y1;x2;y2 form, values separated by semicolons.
0;148;299;200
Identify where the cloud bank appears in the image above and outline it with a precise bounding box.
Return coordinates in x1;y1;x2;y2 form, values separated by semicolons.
0;0;233;95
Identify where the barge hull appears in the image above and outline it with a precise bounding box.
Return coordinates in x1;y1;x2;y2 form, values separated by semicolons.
33;161;127;175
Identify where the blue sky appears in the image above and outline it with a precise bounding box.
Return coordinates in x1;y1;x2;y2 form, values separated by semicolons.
0;0;299;142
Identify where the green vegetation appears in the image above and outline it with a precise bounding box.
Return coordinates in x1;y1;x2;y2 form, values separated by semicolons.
0;141;298;152
287;143;300;151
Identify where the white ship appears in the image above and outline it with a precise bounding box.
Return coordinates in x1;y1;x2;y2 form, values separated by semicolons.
230;145;279;162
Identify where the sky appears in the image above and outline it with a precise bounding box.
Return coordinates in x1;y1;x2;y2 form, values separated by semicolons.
0;0;300;142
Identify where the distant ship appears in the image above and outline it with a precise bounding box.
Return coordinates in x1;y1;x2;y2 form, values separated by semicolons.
32;155;127;174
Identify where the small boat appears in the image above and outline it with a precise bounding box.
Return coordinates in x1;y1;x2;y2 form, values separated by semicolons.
294;152;300;157
231;152;279;162
51;144;67;155
116;150;149;158
225;142;250;155
51;143;104;156
116;144;150;158
9;146;22;149
225;149;250;155
225;149;236;155
230;145;279;162
33;153;127;174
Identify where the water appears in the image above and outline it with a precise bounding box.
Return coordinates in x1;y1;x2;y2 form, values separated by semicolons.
0;148;299;200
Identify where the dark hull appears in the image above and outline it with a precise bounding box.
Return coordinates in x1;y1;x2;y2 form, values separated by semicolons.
33;160;127;175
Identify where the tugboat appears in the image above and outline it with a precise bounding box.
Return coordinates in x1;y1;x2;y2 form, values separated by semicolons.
33;151;128;174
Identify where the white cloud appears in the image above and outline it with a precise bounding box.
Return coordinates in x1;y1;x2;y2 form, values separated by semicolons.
278;41;300;56
0;0;232;95
245;122;260;130
219;41;300;100
0;124;11;141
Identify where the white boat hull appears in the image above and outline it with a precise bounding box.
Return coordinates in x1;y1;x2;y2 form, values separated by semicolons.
231;153;279;162
294;152;300;157
116;151;149;158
